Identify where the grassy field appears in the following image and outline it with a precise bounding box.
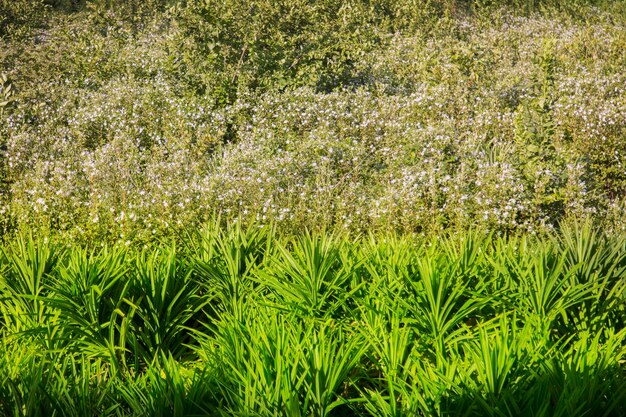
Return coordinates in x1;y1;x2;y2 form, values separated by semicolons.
1;0;626;415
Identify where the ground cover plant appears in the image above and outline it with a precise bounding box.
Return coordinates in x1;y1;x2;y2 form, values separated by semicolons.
1;0;626;415
0;222;625;416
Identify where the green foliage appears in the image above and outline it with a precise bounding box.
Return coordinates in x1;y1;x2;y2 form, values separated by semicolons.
0;225;624;415
0;0;49;40
130;248;208;362
513;39;567;224
172;0;391;99
257;231;359;318
0;73;14;110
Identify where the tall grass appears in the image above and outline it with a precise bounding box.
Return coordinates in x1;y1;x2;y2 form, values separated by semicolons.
0;222;624;415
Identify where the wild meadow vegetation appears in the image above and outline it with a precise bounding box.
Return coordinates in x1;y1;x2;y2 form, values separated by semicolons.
1;0;626;415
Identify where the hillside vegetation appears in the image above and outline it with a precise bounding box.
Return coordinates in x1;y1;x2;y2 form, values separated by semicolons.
1;0;626;243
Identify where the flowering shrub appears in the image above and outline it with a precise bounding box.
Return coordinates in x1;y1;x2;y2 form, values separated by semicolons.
1;1;625;243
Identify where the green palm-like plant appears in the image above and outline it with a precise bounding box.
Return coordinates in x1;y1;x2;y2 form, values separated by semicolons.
301;320;368;417
495;236;590;336
557;221;626;333
192;221;272;322
116;352;218;417
0;235;61;333
359;308;434;417
46;246;135;373
257;230;359;319
470;316;521;406
131;246;208;363
404;247;481;364
0;340;47;417
209;302;367;417
533;328;626;417
213;310;309;416
45;354;122;417
359;232;415;309
460;314;547;417
0;227;623;416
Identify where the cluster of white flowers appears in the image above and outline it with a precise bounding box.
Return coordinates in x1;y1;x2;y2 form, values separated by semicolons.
1;8;625;241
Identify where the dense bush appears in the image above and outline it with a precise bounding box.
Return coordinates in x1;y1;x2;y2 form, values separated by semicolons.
1;0;625;244
0;0;49;40
171;0;446;99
